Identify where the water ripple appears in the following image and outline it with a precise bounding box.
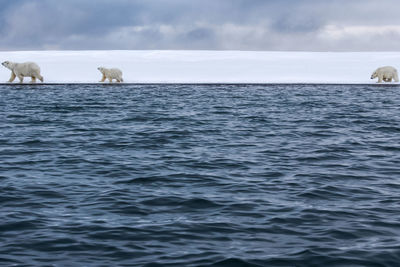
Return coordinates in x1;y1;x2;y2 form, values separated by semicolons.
1;84;400;266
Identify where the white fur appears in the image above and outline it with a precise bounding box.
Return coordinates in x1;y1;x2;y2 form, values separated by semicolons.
371;66;399;83
98;67;123;83
1;61;43;83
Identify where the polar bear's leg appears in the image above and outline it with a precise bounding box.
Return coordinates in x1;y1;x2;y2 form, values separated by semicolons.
8;72;16;82
100;74;106;82
31;76;37;83
394;72;399;82
108;78;113;83
377;74;383;83
18;75;24;83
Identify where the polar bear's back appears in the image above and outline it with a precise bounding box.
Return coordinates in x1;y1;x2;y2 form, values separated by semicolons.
14;62;41;76
107;68;123;78
376;66;397;73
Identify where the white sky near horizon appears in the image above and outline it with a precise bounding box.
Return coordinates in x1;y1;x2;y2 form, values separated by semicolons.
0;0;400;51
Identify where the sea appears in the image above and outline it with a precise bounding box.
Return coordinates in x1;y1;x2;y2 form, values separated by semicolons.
1;84;400;267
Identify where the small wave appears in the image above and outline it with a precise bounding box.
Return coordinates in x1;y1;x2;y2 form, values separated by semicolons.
0;220;40;232
204;258;263;267
1;84;400;266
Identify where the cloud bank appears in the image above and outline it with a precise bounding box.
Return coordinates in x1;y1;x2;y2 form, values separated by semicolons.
1;0;400;51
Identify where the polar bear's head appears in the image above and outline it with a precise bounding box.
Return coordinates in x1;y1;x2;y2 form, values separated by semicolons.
371;71;378;79
1;61;14;70
97;67;106;73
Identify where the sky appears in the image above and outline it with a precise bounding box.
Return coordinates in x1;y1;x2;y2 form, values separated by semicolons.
1;0;400;51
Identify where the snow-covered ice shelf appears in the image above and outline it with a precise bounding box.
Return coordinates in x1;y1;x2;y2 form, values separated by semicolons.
0;50;400;84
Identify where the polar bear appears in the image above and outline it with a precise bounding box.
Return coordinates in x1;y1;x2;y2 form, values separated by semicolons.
371;66;399;83
1;61;44;83
97;67;123;83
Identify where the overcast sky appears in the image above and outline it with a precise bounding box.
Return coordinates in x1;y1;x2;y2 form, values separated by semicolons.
1;0;400;51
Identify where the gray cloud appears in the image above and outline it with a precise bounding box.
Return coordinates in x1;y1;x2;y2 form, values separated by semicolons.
0;0;400;51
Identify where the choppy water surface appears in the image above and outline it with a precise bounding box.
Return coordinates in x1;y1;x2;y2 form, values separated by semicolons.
1;84;400;266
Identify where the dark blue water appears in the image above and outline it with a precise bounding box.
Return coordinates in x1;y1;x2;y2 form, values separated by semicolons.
1;84;400;266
